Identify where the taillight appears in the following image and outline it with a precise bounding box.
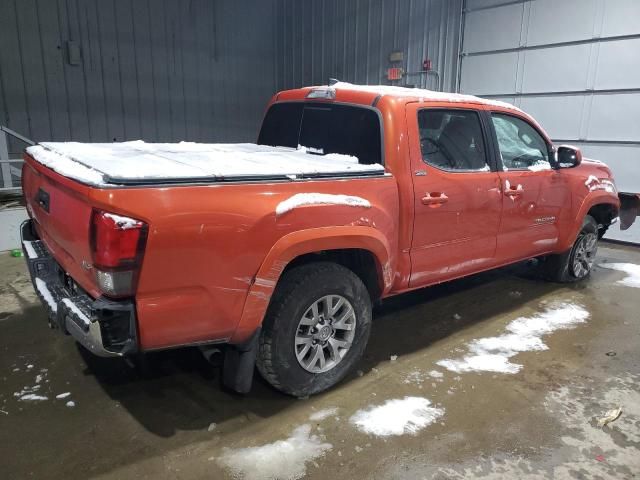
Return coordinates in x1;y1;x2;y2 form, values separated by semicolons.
90;210;148;298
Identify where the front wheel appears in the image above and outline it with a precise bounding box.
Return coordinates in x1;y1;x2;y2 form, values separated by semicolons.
541;215;599;282
256;262;372;397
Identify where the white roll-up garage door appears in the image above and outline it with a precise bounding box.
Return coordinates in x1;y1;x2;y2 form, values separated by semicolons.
459;0;640;243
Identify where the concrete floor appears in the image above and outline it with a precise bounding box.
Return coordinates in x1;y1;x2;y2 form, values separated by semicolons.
0;245;638;479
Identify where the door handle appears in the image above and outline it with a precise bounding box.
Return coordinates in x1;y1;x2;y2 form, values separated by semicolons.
422;192;448;205
504;181;524;198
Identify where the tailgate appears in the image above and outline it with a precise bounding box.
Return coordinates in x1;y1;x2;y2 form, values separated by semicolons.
22;155;100;297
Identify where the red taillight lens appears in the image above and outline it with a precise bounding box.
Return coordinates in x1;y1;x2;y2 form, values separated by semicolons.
90;210;147;297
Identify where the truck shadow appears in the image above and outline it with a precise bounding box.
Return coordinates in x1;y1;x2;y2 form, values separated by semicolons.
78;260;569;439
360;260;559;371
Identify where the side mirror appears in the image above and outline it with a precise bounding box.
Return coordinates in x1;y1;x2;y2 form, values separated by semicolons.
556;145;582;168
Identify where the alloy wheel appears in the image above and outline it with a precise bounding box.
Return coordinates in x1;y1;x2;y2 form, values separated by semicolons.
294;294;357;373
572;232;598;278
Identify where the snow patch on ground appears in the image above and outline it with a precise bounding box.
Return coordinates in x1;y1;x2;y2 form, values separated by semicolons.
19;394;48;401
13;366;50;402
275;193;371;216
350;397;444;437
309;407;338;421
56;392;71;399
437;304;589;374
599;263;640;288
217;424;331;480
14;386;40;397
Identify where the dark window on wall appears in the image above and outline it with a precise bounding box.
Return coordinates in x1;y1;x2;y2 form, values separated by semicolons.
417;109;489;171
258;103;382;165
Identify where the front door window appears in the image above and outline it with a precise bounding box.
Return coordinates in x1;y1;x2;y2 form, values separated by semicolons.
491;113;550;171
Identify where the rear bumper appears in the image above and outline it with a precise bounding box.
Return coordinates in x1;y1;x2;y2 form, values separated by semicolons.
20;220;138;357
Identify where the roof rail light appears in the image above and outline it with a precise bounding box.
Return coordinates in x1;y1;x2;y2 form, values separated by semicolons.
306;88;336;100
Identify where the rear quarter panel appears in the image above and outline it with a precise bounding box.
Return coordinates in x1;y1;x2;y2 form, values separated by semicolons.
89;176;399;350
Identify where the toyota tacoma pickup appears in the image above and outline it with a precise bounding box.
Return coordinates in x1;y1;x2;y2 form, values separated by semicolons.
20;82;636;397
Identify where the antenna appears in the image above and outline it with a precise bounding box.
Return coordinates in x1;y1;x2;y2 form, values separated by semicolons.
328;78;339;86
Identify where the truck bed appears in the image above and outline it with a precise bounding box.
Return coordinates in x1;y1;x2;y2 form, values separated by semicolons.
26;141;385;186
21;141;397;350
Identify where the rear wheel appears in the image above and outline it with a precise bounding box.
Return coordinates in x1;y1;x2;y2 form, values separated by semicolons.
542;215;599;282
257;262;372;397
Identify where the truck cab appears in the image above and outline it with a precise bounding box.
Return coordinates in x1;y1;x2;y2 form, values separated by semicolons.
264;84;619;291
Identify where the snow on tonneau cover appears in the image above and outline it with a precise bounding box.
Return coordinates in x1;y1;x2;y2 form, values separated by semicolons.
26;141;384;187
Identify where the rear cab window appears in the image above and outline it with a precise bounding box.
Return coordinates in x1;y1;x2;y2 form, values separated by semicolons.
417;109;491;172
258;102;383;165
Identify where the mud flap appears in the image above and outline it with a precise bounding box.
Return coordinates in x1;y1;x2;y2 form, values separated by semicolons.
619;193;640;230
223;328;260;394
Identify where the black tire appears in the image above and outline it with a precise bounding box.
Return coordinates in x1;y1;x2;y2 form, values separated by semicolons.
256;262;372;397
542;215;599;283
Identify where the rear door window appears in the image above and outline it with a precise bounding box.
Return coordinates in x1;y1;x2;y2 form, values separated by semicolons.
417;109;490;172
258;103;382;165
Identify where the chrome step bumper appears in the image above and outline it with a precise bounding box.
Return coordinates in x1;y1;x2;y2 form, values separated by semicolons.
20;220;138;357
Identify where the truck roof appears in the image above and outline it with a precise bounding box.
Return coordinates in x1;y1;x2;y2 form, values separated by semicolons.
279;82;524;114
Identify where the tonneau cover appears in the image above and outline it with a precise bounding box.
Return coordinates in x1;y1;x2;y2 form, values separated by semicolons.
25;141;384;187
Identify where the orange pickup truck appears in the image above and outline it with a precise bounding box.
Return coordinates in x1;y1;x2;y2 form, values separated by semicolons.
20;82;635;396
